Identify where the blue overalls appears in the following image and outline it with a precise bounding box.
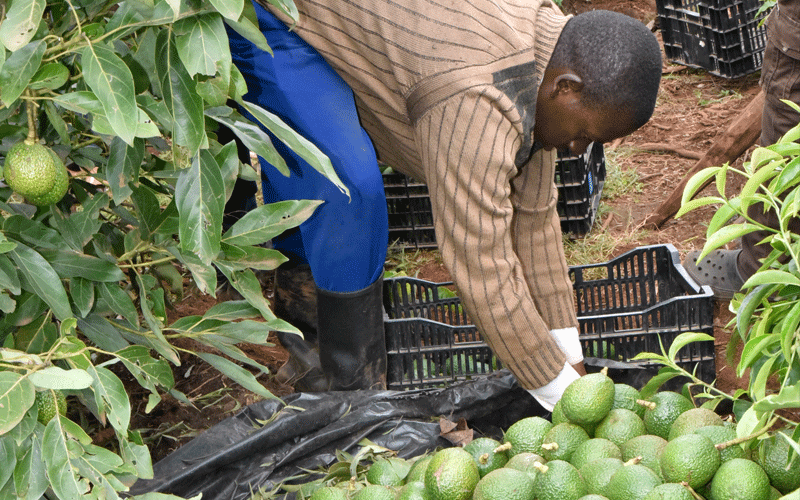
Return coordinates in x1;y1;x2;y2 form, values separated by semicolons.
226;1;389;293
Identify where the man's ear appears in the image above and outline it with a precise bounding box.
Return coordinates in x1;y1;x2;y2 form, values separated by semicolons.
550;71;584;98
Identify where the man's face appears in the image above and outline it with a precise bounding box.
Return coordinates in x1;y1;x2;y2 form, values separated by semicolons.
534;68;637;156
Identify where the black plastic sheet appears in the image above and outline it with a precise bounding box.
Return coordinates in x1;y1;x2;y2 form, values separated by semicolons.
129;359;657;500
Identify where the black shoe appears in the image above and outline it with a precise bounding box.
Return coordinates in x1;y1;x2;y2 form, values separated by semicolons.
317;277;387;391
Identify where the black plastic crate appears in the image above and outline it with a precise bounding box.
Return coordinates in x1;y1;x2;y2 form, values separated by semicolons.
382;244;715;390
657;0;767;78
556;143;606;237
383;172;437;251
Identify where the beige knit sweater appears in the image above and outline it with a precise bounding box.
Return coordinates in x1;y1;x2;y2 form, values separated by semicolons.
260;0;578;388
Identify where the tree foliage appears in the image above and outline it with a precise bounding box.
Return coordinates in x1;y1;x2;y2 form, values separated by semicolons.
0;0;335;497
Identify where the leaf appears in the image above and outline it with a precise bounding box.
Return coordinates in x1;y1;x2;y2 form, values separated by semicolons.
107;137;144;204
205;107;288;175
209;0;244;20
155;29;206;153
196;352;278;400
202;300;262;321
70;277;95;319
638;366;681;400
98;282;139;328
0;0;45;51
223;9;271;54
76;314;130;353
240;100;349;196
679;167;720;209
28;62;70;90
743;269;800;288
667;332;715;362
706;200;740;236
0;436;17;494
43;417;85;500
115;345;174;399
43;100;69;144
222;199;323;246
119;430;153;479
13;433;48;500
753;382;800;412
701;223;761;259
92;367;131;435
175;14;230;77
168;247;216;296
80;44;138;145
8;243;72;321
29;367;93;390
0;39;45;106
218;243;287;271
38;248;125;282
0;372;35;435
176;151;225;265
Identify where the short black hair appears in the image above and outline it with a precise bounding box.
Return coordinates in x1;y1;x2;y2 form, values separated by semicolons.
548;10;662;128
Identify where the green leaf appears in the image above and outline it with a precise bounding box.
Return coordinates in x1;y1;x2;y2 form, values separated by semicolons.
743;269;800;288
175;14;231;77
80;44;138;145
70;277;95;319
750;354;777;401
119;430;153;479
0;39;45;106
115;345;174;401
223;199;323;246
205;107;288;174
0;254;21;295
9;243;72;321
92;367;131;435
0;436;17;494
0;372;35;435
753;382;800;412
43;417;85;500
98;282;139;328
679;167;720;209
196;352;277;400
213;319;274;344
38;249;125;282
14;433;49;500
0;0;45;51
156;29;206;153
638;366;681;400
223;9;271;54
241;100;348;197
667;332;715;362
701;223;761;259
218;243;287;271
29;367;93;390
780;301;800;363
28;62;70;90
209;0;244;20
107;137;144;204
76;314;130;353
216;140;241;200
675;196;725;219
202;300;262;321
176;150;225;265
43;100;69;144
706;200;740;236
168;247;217;295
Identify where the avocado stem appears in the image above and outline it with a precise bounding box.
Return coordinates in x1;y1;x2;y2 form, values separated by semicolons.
479;453;489;464
493;442;512;454
25;98;38;144
716;417;777;450
636;399;656;410
680;481;705;500
532;461;548;474
540;442;559;451
623;456;642;466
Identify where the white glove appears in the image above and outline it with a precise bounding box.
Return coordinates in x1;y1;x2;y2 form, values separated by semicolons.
550;327;584;365
527;362;580;411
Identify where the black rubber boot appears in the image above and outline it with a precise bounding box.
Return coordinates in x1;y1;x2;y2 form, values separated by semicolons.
272;263;327;392
316;277;387;391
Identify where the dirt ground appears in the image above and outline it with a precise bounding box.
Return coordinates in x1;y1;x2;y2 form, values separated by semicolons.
131;2;765;463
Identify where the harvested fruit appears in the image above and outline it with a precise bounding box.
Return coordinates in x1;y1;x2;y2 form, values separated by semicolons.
659;433;720;489
620;434;668;479
533;459;587;500
406;455;433;483
397;481;431;500
641;482;693;500
424;447;480;500
639;391;693;440
570;438;622;470
709;458;772;500
754;434;800;494
310;486;349;500
541;422;590;462
579;457;624;496
472;467;536;500
604;462;662;500
353;484;397;500
504;451;546;481
464;437;509;477
594;408;646;447
612;384;645;419
694;425;747;463
667;407;724;440
503;416;553;456
561;367;615;426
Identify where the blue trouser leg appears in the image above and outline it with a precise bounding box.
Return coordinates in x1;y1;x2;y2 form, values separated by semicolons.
227;2;388;293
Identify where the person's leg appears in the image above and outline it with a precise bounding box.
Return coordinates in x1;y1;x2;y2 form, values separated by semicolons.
228;2;388;390
684;31;800;299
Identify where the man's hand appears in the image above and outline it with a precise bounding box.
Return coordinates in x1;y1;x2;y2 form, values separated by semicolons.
550;327;584;365
572;361;587;376
527;362;580;411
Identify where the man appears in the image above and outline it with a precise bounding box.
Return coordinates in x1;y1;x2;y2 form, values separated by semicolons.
684;0;800;299
227;0;661;410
